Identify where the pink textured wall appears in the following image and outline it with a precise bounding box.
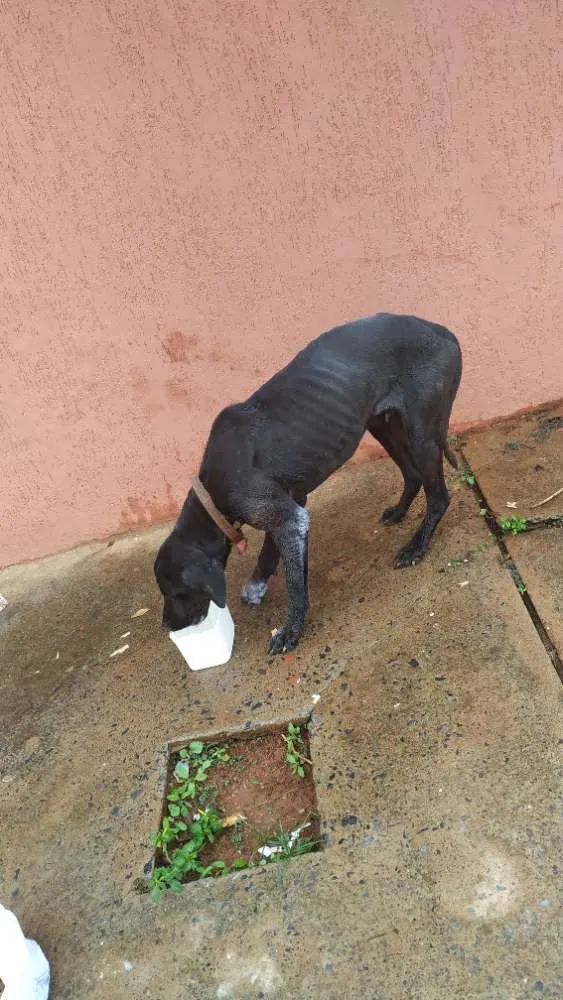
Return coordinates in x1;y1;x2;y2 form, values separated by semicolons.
1;1;562;566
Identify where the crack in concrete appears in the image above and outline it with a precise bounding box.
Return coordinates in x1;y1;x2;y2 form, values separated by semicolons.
460;449;563;684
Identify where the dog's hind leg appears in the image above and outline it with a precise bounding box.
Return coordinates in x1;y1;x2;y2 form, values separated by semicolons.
367;412;422;524
393;429;450;568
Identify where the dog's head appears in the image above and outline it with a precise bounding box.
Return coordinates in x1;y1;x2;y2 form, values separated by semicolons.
154;533;227;632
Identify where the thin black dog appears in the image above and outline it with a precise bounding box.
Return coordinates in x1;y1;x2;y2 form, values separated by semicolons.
155;313;462;654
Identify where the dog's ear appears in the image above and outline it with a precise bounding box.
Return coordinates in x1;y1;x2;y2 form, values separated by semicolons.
181;554;227;608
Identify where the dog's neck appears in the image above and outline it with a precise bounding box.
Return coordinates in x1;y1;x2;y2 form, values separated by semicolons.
175;490;231;561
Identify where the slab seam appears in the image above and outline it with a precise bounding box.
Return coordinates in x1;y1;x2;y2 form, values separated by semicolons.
460;448;563;684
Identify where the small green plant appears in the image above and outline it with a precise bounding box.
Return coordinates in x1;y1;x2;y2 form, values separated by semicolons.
148;740;231;900
499;515;527;535
460;470;476;487
282;723;310;778
447;433;466;448
507;562;527;594
258;825;318;864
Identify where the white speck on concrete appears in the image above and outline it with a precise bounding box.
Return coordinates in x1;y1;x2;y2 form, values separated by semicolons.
109;645;129;658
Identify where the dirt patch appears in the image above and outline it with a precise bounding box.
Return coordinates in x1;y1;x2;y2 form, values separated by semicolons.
149;726;320;894
199;730;318;869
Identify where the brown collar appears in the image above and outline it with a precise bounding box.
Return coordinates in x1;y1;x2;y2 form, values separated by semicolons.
191;476;248;554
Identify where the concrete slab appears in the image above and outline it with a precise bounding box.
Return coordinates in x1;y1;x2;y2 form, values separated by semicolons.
0;459;561;1000
506;527;563;662
462;401;563;522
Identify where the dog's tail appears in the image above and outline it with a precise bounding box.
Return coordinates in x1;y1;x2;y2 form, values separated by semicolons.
444;443;459;469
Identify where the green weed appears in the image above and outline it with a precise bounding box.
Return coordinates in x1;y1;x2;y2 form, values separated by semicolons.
258;825;318;864
507;563;527;594
460;470;476;487
148;741;230;900
499;515;527;535
282;723;310;779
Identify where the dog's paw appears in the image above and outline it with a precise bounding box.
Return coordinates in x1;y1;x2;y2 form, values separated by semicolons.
268;626;299;655
393;543;426;568
240;579;268;607
381;504;406;526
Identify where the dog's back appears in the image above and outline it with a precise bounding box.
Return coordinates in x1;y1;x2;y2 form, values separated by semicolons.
205;313;461;496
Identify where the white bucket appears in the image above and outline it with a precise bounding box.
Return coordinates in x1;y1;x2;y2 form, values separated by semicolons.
169;601;234;670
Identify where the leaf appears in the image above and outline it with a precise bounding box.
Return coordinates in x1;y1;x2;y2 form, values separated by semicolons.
169;880;184;893
174;762;190;780
169;804;180;818
150;886;162;902
189;741;204;755
231;858;248;870
200;861;227;877
131;608;150;618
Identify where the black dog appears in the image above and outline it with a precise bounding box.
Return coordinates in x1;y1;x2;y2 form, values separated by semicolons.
155;313;462;654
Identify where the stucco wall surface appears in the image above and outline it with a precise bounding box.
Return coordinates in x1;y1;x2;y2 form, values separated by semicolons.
1;0;561;564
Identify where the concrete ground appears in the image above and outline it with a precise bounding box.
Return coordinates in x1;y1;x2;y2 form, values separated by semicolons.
1;408;561;1000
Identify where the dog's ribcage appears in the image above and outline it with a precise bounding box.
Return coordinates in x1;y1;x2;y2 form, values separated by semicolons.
248;343;379;490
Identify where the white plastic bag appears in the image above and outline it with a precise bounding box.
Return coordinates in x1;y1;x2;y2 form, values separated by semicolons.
0;904;50;1000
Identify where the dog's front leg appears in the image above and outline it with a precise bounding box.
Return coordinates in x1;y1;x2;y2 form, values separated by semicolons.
268;506;310;654
240;534;280;606
240;496;307;609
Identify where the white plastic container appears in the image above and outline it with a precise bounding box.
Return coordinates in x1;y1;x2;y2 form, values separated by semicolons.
169;601;234;670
